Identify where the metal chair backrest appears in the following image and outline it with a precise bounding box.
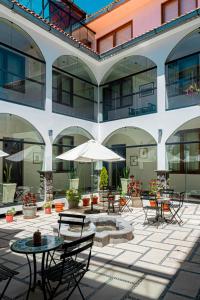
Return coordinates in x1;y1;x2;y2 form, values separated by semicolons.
61;233;95;270
58;213;86;238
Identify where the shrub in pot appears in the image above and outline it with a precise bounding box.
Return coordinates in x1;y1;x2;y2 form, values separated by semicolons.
99;167;108;190
22;193;37;219
54;202;65;212
92;195;98;204
127;175;142;207
66;189;80;209
5;207;15;222
43;201;52;214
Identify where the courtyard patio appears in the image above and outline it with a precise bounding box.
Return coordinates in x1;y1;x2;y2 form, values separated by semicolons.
0;203;200;300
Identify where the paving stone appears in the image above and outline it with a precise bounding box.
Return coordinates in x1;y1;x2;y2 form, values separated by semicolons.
164;238;194;248
91;278;133;300
169;231;189;240
146;232;169;242
169;270;200;297
81;271;110;288
140;248;168;264
181;261;200;273
111;250;142;266
129;234;147;244
161;257;181;269
140;240;174;251
133;261;176;278
163;292;192;300
130;275;169;300
116;243;149;254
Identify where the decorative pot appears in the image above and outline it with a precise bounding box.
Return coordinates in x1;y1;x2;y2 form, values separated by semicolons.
82;198;90;207
68;201;79;209
150;201;157;207
55;203;64;212
131;196;142;207
6;215;13;223
23;206;37;219
120;198;127;206
92;196;98;204
45;207;51;214
69;178;79;190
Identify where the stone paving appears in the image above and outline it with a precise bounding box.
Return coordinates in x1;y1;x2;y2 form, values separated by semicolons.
0;203;200;300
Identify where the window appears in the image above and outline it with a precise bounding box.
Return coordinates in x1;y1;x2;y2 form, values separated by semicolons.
167;129;200;174
54;136;74;172
97;21;132;53
52;70;73;107
162;0;198;23
0;47;25;93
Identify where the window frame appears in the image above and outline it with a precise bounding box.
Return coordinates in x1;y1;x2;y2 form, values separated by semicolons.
54;136;74;173
97;21;133;53
161;0;198;24
53;70;73;107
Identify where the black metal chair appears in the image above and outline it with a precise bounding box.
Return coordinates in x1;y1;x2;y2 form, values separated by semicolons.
168;192;184;225
140;192;160;226
43;233;95;300
0;264;18;299
50;213;86;265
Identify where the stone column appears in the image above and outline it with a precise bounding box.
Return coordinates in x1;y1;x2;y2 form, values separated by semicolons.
38;171;53;201
155;170;170;190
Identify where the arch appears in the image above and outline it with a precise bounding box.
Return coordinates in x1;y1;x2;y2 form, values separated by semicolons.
52;55;97;85
100;55;157;85
166;27;200;63
0;18;45;61
103;126;157;146
0;113;44;144
53;126;94;145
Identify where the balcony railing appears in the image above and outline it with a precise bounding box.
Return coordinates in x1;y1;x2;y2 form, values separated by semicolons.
18;0;95;48
102;89;157;121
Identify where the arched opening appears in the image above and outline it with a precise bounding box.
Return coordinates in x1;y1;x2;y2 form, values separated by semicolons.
103;127;157;190
52;55;98;121
0;18;46;109
0;114;45;207
53;126;94;195
166;117;200;200
100;55;157;121
166;28;200;110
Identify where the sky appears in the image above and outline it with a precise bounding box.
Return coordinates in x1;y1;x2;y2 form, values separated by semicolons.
73;0;114;14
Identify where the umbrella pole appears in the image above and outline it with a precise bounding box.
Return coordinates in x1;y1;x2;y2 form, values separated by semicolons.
91;160;94;211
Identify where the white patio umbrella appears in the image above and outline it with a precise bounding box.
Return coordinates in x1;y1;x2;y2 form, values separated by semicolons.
56;139;125;213
0;150;9;157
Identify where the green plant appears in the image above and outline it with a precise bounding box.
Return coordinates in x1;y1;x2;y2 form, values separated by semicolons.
3;162;12;183
122;167;130;179
70;168;78;179
43;201;52;209
99;167;108;189
6;207;16;216
66;189;81;204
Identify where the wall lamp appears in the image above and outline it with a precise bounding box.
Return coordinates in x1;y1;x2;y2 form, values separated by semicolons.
158;129;163;143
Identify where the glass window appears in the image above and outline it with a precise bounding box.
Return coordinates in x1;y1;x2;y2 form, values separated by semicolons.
162;0;178;23
52;71;73;107
115;23;132;46
98;34;113;53
180;0;197;15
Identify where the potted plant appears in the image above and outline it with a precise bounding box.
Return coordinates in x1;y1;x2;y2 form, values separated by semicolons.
99;166;108;190
22;193;37;219
69;168;79;190
66;189;81;209
2;162;16;204
82;196;90;206
5;207;15;222
120;167;130;194
92;195;98;204
120;192;127;206
43;201;52;214
54;202;65;213
127;175;142;207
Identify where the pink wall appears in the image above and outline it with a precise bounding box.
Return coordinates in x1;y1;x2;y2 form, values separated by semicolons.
87;0;200;52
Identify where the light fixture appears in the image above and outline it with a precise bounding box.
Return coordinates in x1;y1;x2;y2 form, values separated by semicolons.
48;129;53;137
158;129;163;143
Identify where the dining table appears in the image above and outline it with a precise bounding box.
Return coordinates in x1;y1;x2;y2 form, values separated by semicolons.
11;235;64;300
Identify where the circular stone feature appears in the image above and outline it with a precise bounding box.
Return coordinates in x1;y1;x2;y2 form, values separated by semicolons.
52;216;134;247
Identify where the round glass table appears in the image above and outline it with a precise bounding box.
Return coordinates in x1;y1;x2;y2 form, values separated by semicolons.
11;235;63;300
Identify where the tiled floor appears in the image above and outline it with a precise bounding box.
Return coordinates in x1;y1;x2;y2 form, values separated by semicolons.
0;203;200;300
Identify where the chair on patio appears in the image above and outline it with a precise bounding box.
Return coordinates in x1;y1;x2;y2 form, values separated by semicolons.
140;192;160;225
50;213;86;265
43;233;95;300
168;192;184;225
0;264;19;299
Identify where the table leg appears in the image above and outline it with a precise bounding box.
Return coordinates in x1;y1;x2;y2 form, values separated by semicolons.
41;252;47;300
32;253;37;291
26;254;32;300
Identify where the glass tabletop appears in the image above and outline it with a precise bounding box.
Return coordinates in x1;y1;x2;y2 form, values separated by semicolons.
11;235;64;254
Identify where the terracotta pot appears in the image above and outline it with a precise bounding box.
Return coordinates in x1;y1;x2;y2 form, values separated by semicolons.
82;198;90;206
92;197;98;204
150;201;157;207
162;203;170;212
45;207;51;214
55;203;64;212
120;198;127;206
6;215;13;223
131;197;142;207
